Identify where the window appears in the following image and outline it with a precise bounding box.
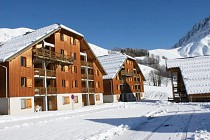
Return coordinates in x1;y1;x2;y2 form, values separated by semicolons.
61;65;65;71
74;96;78;103
74;53;77;60
60;49;64;57
21;77;26;87
72;66;77;73
62;79;66;87
21;98;32;109
20;57;26;67
73;39;76;45
75;80;78;87
63;96;70;105
95;94;100;101
60;33;64;41
72;80;78;88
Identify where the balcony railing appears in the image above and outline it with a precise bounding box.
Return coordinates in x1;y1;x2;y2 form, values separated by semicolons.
81;74;94;80
33;48;74;64
135;89;140;92
133;73;139;77
121;70;133;77
34;87;57;95
120;80;124;84
81;61;93;67
34;68;56;77
135;81;140;84
82;87;95;93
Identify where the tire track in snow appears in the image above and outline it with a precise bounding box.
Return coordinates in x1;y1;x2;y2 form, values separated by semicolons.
141;106;179;140
181;106;195;140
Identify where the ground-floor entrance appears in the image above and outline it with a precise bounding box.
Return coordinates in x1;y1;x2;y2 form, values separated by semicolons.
34;95;57;111
82;94;95;106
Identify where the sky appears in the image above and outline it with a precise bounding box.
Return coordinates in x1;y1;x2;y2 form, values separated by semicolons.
0;0;210;50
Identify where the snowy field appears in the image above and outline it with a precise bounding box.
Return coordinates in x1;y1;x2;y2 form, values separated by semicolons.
0;100;210;140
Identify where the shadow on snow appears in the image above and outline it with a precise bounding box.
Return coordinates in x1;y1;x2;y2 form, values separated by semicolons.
86;112;210;133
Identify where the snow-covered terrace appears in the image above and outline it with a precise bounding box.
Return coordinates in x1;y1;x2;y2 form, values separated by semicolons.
167;56;210;95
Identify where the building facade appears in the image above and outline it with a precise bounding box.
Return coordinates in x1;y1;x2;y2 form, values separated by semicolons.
97;53;145;103
0;24;106;115
167;56;210;102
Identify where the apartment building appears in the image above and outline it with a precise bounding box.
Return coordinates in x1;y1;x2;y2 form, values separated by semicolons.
97;53;145;103
167;56;210;102
0;24;106;115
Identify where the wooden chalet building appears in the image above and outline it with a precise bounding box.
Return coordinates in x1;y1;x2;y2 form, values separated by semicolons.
0;24;106;115
97;53;145;103
167;56;210;102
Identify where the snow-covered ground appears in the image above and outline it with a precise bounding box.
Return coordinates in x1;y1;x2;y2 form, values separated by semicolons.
0;101;210;140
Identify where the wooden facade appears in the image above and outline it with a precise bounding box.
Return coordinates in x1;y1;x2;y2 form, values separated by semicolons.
168;67;210;102
0;25;106;114
103;58;144;102
168;68;188;102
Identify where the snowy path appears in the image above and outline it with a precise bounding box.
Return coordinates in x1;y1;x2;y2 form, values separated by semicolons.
0;101;210;140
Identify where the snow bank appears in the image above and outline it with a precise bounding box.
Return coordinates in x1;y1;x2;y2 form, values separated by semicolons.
144;84;173;100
86;125;129;140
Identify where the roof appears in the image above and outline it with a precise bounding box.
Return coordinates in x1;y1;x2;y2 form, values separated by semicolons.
167;56;210;95
88;43;109;57
98;53;145;80
98;53;127;79
0;24;83;62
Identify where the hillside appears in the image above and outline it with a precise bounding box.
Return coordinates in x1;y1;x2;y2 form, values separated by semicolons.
0;28;33;43
172;15;210;57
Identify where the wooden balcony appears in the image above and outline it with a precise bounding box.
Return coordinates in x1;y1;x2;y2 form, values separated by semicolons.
121;70;133;77
34;87;57;95
81;61;93;67
81;74;94;80
135;89;140;92
133;73;139;77
135;81;140;84
82;87;95;93
34;68;56;77
120;80;125;84
33;48;74;64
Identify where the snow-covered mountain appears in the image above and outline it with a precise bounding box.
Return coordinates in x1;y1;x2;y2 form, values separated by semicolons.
172;15;210;57
0;28;33;43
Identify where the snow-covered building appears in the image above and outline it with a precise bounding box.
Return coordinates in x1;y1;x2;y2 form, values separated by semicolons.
0;24;106;115
167;56;210;102
98;53;145;103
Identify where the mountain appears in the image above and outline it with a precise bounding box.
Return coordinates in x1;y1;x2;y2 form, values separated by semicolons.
0;28;33;43
172;15;210;57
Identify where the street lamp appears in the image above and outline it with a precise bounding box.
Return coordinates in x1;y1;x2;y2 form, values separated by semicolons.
0;65;8;98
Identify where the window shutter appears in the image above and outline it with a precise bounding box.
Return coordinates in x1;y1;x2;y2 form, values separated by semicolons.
64;66;69;72
64;34;68;42
67;97;70;104
26;58;32;67
70;37;73;44
27;78;32;87
26;99;32;108
66;80;69;87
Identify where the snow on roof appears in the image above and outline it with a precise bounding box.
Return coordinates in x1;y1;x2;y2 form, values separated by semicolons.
60;24;83;37
0;24;83;62
88;43;109;57
98;53;127;79
167;56;210;95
